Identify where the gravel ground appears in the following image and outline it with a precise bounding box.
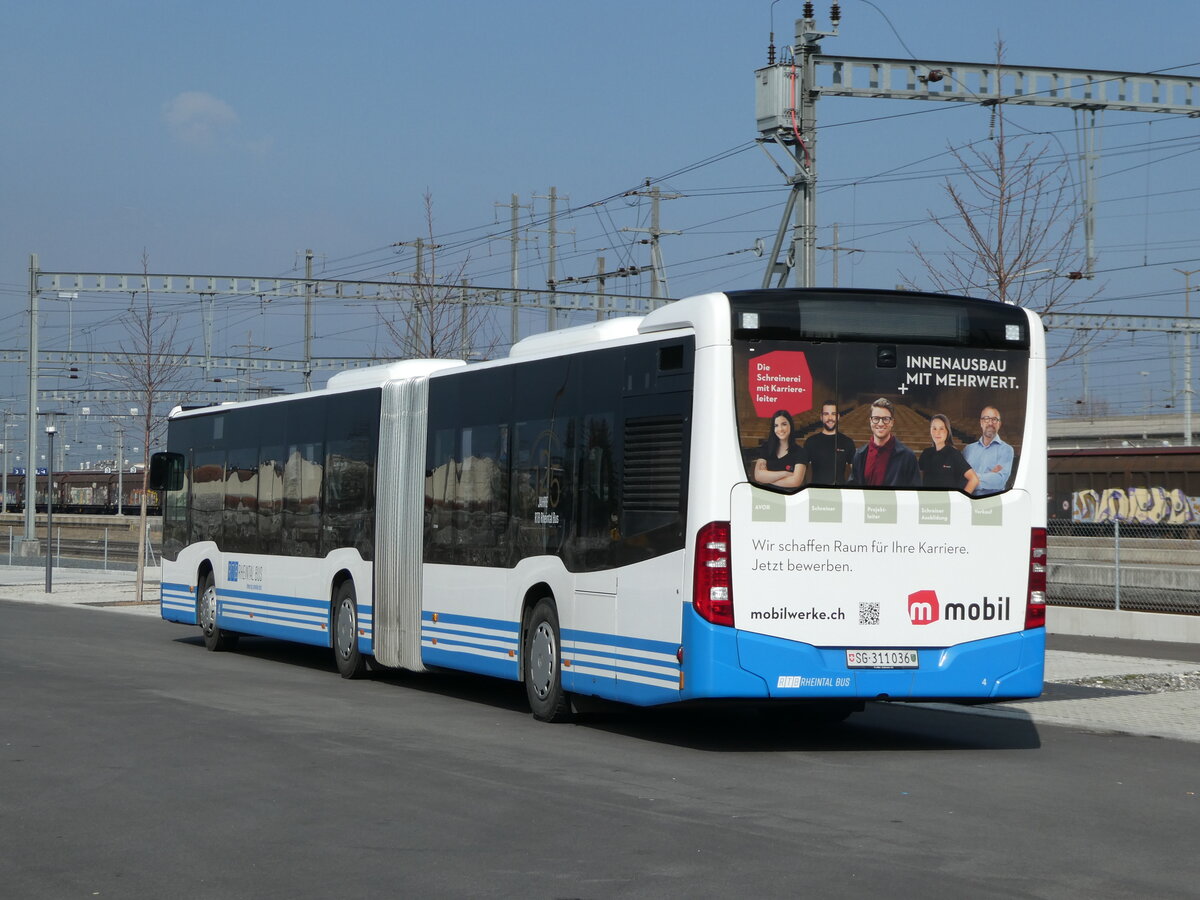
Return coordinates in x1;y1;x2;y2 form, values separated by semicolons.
1062;672;1200;693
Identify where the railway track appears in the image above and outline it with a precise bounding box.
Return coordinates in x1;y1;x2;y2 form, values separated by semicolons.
50;537;153;566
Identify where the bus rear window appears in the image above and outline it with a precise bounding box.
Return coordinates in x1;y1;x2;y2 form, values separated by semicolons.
731;291;1030;496
729;289;1030;350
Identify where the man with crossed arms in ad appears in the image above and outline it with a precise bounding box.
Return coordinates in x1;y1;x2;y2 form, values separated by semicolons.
962;405;1013;496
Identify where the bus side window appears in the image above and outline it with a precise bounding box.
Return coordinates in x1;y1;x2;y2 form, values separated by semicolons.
425;426;458;561
191;449;225;547
283;440;323;558
224;445;259;554
458;423;509;566
512;417;572;559
258;448;284;556
324;391;380;559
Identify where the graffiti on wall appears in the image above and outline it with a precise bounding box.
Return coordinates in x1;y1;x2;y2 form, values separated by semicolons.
1071;487;1200;524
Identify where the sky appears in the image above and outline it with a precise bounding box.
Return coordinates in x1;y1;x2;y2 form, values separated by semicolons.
2;0;1199;467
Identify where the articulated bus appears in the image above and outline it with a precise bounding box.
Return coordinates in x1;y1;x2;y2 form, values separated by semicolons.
151;288;1047;722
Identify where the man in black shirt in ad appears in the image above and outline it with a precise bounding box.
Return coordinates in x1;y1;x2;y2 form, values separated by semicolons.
804;401;856;485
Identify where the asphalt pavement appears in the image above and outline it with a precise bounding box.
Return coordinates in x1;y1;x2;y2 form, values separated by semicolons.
2;563;1197;743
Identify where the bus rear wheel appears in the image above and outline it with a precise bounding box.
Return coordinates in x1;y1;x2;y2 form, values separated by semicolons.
333;580;367;679
197;572;237;652
524;599;570;722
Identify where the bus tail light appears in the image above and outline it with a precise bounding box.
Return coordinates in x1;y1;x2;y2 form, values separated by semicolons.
693;521;734;627
1025;527;1047;630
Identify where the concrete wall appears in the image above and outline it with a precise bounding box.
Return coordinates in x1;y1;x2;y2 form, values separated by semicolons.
1048;606;1200;644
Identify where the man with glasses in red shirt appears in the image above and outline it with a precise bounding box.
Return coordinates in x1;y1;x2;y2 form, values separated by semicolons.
849;398;920;487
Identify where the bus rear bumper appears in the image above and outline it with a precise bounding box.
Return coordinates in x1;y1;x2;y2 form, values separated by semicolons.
683;611;1044;701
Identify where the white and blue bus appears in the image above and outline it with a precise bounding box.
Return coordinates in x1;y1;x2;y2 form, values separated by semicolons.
151;288;1046;721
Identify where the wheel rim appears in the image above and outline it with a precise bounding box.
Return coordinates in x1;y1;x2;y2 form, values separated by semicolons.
199;584;217;636
529;620;556;700
336;597;356;661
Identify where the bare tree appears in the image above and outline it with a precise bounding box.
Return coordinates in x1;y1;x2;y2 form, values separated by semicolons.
111;253;194;601
379;193;499;360
904;43;1099;362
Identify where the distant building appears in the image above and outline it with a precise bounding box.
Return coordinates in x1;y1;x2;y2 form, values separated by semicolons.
1049;413;1194;450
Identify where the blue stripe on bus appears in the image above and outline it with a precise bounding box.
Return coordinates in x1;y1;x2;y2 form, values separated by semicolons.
211;587;331;648
226;616;331;646
571;648;677;674
569;648;678;679
420;610;521;679
567;658;679;685
565;629;681;693
221;598;326;621
422;634;516;655
419;610;683;697
161;582;197;624
418;611;683;697
422;621;518;641
421;610;520;633
422;643;520;680
221;587;327;609
563;627;678;657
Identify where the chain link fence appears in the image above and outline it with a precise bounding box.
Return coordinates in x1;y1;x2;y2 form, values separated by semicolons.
6;515;1196;614
1;516;161;571
1048;521;1200;615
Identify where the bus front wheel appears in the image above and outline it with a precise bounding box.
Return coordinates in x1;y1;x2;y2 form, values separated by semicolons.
524;599;570;722
198;572;237;652
333;580;367;679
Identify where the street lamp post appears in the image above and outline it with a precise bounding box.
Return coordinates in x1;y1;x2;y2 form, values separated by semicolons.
45;424;55;593
117;426;124;515
24;254;40;557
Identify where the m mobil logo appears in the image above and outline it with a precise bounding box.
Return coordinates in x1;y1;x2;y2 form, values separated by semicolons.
946;597;1012;621
227;560;239;583
908;590;1013;625
908;589;939;625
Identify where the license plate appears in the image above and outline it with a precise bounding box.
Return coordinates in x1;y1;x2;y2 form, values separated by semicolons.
846;649;919;669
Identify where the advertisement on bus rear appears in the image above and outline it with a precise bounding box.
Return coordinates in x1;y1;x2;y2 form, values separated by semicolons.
730;338;1032;645
731;484;1032;645
734;340;1028;495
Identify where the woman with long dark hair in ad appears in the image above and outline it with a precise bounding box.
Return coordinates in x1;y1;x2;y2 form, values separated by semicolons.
752;409;808;490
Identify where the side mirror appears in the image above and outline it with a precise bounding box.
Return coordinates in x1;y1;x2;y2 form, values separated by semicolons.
148;452;185;492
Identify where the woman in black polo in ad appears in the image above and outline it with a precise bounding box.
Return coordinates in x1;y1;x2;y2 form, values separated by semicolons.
919;413;980;493
752;409;808;490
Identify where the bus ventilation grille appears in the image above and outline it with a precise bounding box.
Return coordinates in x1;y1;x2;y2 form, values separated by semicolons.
622;415;684;512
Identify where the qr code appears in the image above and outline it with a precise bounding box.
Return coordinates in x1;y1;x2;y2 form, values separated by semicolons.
859;602;880;626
